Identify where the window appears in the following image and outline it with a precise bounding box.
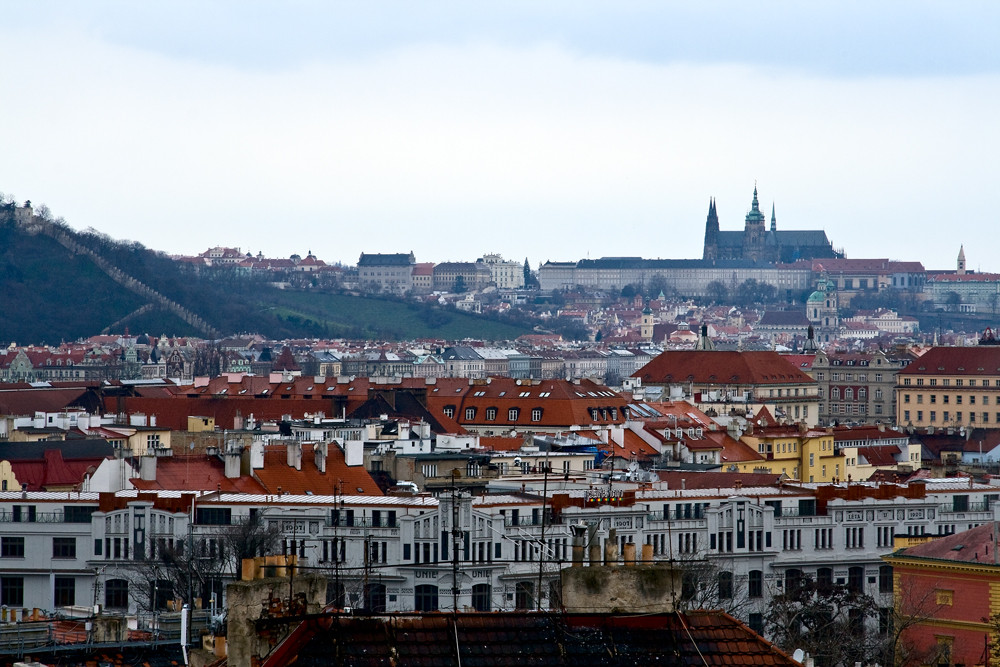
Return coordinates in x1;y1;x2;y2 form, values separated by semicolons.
1;537;24;558
717;571;733;600
817;567;834;593
146;434;161;448
879;565;893;593
105;579;129;609
1;577;23;607
443;406;455;419
508;408;519;421
531;408;542;421
848;566;864;594
471;583;492;612
485;407;497;421
53;537;76;559
515;581;535;610
748;570;763;598
54;576;75;607
465;407;476;420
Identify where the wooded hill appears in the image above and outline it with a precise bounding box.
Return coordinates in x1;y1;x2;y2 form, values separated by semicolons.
0;203;533;345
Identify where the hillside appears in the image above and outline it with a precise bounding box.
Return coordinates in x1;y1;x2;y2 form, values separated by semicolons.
0;203;533;344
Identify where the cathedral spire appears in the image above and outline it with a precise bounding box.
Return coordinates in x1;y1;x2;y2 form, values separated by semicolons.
770;202;776;232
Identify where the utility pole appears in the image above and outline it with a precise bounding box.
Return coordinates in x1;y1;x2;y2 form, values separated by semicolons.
536;444;552;611
451;470;461;613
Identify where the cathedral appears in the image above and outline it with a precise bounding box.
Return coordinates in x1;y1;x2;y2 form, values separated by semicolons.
702;187;842;264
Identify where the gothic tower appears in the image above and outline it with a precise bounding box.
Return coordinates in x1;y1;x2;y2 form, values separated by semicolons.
702;198;719;261
770;203;777;232
742;186;767;261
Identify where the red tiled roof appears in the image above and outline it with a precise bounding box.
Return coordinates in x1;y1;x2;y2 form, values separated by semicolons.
478;436;524;452
898;346;1000;376
635;351;815;385
894;522;1000;564
130;455;267;493
426;378;627;430
264;611;802;667
253;444;382;496
857;445;901;466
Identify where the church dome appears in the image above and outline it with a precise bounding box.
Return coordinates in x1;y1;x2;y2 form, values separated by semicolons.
807;289;826;303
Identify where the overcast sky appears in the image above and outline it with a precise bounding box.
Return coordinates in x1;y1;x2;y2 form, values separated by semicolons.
2;2;998;272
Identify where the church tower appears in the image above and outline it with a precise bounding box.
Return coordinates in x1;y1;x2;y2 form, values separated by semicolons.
770;203;777;232
702;198;719;261
957;245;966;275
742;186;767;261
640;303;654;341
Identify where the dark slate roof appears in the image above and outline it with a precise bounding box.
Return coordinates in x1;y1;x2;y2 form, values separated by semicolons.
442;346;483;361
774;230;832;246
358;252;415;266
264;612;800;667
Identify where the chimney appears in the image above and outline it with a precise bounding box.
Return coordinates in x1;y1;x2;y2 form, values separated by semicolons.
286;441;302;470
314;441;328;474
571;524;587;567
139;455;157;481
224;448;241;479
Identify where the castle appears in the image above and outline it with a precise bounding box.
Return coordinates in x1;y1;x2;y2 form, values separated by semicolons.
702;186;842;264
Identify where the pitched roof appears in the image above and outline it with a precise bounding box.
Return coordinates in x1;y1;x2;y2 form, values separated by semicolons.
635;350;815;385
263;611;801;667
129;455;267;494
253;444;383;496
898;346;1000;376
893;522;1000;564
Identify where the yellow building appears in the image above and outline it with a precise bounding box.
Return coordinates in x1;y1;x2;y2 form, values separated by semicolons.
736;417;843;483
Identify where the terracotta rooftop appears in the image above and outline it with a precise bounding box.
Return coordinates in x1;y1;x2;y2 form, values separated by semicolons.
635;350;815;386
898;346;1000;376
893;522;1000;565
263;611;802;667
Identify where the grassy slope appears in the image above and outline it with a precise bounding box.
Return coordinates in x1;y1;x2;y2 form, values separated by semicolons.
0;219;145;344
0;212;533;342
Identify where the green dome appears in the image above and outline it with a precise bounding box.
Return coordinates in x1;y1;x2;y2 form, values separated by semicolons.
807;290;826;302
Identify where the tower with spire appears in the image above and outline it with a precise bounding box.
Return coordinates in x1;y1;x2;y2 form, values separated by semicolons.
742;185;768;261
957;245;966;275
770;203;777;232
702;198;720;261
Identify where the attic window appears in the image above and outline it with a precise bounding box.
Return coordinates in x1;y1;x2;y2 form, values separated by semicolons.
951;544;965;551
357;487;364;493
306;386;313;391
239;389;247;394
327;386;336;391
262;389;268;394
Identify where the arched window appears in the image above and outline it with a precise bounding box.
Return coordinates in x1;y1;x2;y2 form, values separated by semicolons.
365;583;386;613
515;581;534;610
414;584;439;612
471;583;491;612
848;566;864;594
785;568;803;595
832;387;841;400
817;567;833;594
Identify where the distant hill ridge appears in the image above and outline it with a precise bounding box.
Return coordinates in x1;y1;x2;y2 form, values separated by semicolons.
0;200;533;345
16;211;221;338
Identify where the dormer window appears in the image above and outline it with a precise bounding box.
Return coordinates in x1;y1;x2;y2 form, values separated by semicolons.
531;408;542;422
508;408;520;421
465;407;476;420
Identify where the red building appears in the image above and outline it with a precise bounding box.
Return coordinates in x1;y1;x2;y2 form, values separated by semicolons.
883;523;1000;666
